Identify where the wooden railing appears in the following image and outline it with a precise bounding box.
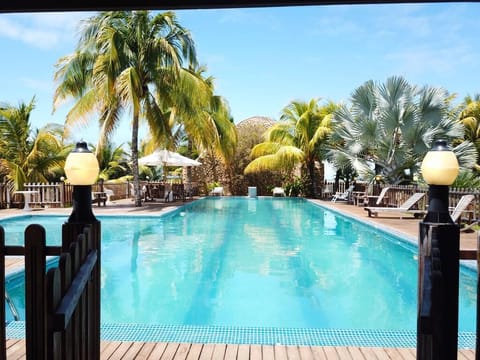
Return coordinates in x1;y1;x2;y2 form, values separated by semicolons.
23;182;64;208
0;220;101;359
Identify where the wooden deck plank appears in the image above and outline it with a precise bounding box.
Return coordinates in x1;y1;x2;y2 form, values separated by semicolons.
249;344;262;360
120;341;145;358
173;343;192;360
199;343;215;360
185;344;203;360
347;346;366;360
224;344;238;360
101;340;123;358
321;346;340;360
160;342;181;360
358;347;379;360
133;342;157;360
335;346;353;359
310;346;328;359
297;345;314;360
109;342;135;359
274;344;288;360
211;344;227;360
146;342;168;359
286;345;302;360
5;339;25;360
262;345;275;360
237;344;250;360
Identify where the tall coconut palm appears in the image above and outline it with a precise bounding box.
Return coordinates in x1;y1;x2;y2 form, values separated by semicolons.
0;98;66;190
330;76;477;184
141;66;237;187
458;94;480;171
244;98;335;198
53;11;197;206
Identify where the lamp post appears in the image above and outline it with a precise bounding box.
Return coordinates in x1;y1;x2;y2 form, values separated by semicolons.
64;141;99;224
417;139;460;360
63;141;101;359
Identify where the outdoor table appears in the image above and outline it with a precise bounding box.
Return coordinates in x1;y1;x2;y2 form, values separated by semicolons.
352;191;366;206
14;190;39;211
92;192;107;206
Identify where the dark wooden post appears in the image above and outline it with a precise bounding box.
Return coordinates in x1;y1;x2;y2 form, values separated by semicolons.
0;227;6;360
24;224;47;359
62;221;101;360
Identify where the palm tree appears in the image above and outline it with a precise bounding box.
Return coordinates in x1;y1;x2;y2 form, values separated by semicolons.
457;94;480;171
141;66;237;188
244;98;335;198
330;76;477;184
92;141;129;181
53;11;197;206
0;98;66;190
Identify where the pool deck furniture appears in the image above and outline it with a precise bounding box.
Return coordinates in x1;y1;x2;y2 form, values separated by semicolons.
13;190;39;211
364;192;426;219
210;187;224;196
362;187;391;207
450;194;478;232
92;191;108;206
3;338;475;359
272;187;285;197
331;185;355;202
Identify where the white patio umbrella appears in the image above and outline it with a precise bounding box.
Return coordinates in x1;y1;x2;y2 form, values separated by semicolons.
138;149;201;167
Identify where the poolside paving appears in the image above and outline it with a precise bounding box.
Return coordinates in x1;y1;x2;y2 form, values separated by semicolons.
1;197;478;359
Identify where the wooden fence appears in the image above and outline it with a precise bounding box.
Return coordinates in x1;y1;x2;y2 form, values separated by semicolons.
0;220;101;359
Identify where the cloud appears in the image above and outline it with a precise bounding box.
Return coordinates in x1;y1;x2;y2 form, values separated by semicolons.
385;43;475;76
0;12;93;50
20;76;53;92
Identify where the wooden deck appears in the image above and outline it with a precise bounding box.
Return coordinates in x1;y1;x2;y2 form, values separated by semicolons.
4;339;476;359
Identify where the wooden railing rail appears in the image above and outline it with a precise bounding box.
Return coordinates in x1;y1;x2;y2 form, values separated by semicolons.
0;221;101;360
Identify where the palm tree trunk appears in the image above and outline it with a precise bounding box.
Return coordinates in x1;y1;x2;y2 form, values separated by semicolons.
307;160;316;198
186;139;193;195
131;114;142;207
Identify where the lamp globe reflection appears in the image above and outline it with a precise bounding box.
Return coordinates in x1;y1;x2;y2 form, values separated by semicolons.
64;141;99;185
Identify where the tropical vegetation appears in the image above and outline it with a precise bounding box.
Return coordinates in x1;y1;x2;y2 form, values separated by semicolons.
0;98;67;191
244;99;337;197
329;76;478;186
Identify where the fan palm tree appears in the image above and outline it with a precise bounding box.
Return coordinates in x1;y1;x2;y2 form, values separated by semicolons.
0;98;66;190
330;76;477;184
53;11;197;206
244;98;335;197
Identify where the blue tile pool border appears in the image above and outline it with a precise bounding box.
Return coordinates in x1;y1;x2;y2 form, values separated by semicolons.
5;321;475;348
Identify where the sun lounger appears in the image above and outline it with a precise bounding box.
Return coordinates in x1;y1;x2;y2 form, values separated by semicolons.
449;194;478;231
272;187;285;197
210;186;224;196
331;185;355;202
365;192;426;218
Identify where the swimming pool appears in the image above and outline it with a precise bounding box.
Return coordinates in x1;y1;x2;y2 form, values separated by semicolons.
1;197;477;347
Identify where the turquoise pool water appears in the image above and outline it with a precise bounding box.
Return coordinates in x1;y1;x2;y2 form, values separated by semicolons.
1;197;477;344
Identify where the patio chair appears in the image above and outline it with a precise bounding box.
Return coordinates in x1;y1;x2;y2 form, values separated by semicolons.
103;187;115;204
364;192;426;218
362;187;391;207
272;187;285;197
450;194;478;231
210;186;224;196
331;185;355;202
